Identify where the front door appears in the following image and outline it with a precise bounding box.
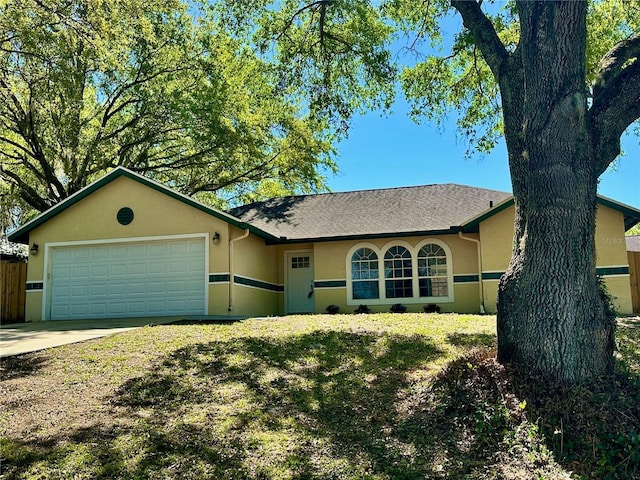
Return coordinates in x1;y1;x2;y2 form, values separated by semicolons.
286;252;314;313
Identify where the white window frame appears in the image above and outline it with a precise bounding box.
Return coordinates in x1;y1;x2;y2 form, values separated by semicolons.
346;239;454;306
383;242;415;300
346;242;380;303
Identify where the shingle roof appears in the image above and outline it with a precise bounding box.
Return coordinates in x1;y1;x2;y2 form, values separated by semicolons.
627;235;640;252
229;183;512;241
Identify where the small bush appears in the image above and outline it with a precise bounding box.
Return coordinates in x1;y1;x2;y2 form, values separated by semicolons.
390;303;407;313
423;304;441;313
354;304;370;314
325;304;340;314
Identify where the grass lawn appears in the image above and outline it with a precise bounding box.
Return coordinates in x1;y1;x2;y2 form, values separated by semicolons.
1;314;638;479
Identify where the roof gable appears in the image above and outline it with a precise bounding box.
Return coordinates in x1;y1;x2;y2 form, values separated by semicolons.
8;167;277;244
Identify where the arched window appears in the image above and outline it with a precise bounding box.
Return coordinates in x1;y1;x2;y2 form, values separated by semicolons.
384;246;413;298
351;248;379;299
417;243;448;297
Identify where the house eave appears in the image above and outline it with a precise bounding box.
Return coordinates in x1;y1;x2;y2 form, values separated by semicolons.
264;228;463;245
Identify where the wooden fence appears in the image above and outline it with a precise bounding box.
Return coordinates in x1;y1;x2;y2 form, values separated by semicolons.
629;251;640;314
1;256;27;324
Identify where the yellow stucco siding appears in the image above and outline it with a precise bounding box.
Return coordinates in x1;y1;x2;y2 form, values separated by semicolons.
605;276;632;314
232;228;279;284
595;205;628;266
25;292;43;322
479;205;515;275
483;283;500;314
478;203;633;314
228;228;281;316
313;241;349;281
595;205;632;313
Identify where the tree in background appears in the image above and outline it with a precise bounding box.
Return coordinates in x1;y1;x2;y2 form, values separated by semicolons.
225;0;640;382
0;0;336;232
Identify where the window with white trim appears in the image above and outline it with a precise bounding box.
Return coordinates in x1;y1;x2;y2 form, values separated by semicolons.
417;244;448;297
351;247;379;299
384;246;413;298
346;240;454;305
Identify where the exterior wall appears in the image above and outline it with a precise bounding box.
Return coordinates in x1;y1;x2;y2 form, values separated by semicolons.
228;227;281;317
478;206;515;313
23;176;280;321
595;205;632;313
293;234;482;314
479;203;634;314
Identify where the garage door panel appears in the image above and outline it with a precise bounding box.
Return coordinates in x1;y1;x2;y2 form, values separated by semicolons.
90;284;108;297
149;262;167;274
129;263;147;275
73;249;90;260
71;285;88;297
108;302;127;315
92;247;109;258
128;302;146;314
72;304;89;316
73;265;91;278
89;304;107;316
91;264;109;277
50;238;206;320
108;283;127;296
53;265;72;280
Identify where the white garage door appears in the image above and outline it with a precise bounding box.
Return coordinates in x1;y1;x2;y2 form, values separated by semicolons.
49;237;206;320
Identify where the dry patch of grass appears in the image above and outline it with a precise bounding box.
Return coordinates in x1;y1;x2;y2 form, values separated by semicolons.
0;314;638;479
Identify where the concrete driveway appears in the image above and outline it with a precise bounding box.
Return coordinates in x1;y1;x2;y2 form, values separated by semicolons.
0;317;180;357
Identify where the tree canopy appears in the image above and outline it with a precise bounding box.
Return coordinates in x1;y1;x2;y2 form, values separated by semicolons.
215;0;638;158
221;0;640;382
0;0;336;232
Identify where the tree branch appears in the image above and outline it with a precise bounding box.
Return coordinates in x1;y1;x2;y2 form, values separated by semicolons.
589;33;640;176
276;0;334;42
450;0;509;83
187;152;281;195
0;165;50;211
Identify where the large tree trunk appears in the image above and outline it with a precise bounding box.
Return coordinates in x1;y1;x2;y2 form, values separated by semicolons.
495;1;616;382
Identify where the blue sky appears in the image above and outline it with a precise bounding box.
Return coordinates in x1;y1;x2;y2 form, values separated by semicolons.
327;100;640;209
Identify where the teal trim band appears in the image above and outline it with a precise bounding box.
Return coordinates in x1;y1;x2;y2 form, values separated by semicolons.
454;275;479;283
315;280;347;288
234;276;284;292
477;268;628;280
209;274;230;283
482;272;504;280
597;266;629;276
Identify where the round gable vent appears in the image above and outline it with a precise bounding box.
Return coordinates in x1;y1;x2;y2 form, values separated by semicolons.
117;207;134;225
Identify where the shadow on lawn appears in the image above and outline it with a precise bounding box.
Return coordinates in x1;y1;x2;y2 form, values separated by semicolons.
102;330;521;479
6;327;637;479
1;330;505;479
3;330;443;479
0;353;50;381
